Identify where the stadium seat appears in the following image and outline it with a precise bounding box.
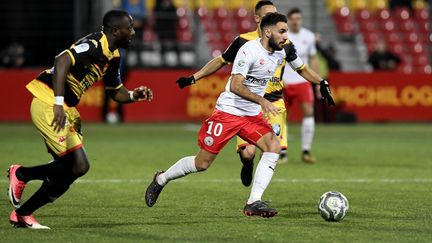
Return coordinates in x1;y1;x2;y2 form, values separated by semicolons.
197;7;209;20
375;8;391;21
233;7;250;20
177;29;193;44
404;32;420;45
363;32;381;44
414;8;429;22
407;43;425;55
393;7;411;22
399;54;411;65
385;32;402;45
331;7;355;36
217;19;235;33
238;19;255;33
415;64;432;74
354;8;372;22
399;20;415;33
412;53;429;66
388;42;404;56
379;19;397;33
213;7;229;21
397;63;413;73
222;32;236;47
417;21;429;35
359;20;378;33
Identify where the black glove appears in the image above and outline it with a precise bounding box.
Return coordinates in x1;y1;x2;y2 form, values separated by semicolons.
176;76;196;89
320;79;336;106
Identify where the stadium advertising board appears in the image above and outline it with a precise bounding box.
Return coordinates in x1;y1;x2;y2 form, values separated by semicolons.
0;70;431;122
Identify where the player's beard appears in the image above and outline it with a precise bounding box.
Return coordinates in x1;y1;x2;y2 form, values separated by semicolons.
269;36;283;51
117;38;132;49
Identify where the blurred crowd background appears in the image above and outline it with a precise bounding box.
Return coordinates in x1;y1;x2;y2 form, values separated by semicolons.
0;0;430;74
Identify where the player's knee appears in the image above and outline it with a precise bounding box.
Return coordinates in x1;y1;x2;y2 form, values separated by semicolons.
195;158;212;171
303;105;314;117
72;160;90;177
239;146;255;161
270;143;282;154
266;140;281;154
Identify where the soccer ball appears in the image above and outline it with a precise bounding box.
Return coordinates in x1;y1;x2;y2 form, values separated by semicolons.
317;191;349;222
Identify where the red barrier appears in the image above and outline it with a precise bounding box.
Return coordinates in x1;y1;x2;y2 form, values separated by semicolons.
0;69;431;122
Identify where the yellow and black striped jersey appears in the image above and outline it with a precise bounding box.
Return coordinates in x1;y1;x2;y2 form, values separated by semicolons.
220;30;304;103
28;32;123;107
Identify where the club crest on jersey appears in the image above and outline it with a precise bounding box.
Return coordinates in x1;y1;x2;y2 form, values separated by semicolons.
277;59;283;66
259;58;265;65
272;124;281;136
204;136;214;146
238;60;245;67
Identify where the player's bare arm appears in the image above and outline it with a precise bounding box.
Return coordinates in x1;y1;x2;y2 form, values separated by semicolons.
230;74;279;117
309;54;322;99
176;54;226;88
193;56;226;81
107;85;153;103
51;51;72;133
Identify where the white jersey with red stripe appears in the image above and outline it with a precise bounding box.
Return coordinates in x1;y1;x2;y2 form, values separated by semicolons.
216;38;304;117
282;27;316;85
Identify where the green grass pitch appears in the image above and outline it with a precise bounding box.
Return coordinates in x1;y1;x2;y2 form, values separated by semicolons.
0;123;431;242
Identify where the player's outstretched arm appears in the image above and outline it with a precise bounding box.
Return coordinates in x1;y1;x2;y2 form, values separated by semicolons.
108;85;153;103
230;74;279;116
298;66;335;106
51;51;73;133
176;56;226;88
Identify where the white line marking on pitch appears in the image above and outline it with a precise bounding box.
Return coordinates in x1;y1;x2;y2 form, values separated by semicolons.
0;178;431;184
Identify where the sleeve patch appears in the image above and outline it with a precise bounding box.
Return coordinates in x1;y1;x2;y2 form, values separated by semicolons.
73;43;90;54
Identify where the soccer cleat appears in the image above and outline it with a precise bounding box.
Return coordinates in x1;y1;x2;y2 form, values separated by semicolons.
9;210;19;227
277;155;289;165
240;161;253;187
243;200;278;218
302;153;317;164
7;165;26;208
9;211;50;229
145;171;165;207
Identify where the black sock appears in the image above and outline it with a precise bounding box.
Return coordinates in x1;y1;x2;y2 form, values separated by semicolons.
16;175;77;216
303;150;310;155
240;155;255;166
16;181;53;216
17;159;70;182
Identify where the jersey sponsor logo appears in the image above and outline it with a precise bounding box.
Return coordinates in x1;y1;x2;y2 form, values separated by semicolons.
73;43;90;53
245;76;268;85
204;136;214;146
58;136;66;143
270;76;281;83
237;60;245;67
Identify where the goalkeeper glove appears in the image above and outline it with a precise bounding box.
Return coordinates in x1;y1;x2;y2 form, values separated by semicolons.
319;79;336;106
176;76;196;89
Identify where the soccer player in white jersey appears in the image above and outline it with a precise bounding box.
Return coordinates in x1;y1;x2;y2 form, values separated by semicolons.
145;13;335;217
282;8;320;163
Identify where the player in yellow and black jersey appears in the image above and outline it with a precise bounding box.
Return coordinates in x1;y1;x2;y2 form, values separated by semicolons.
7;10;153;229
175;1;334;187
